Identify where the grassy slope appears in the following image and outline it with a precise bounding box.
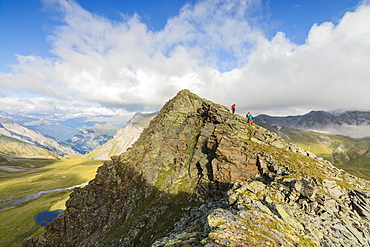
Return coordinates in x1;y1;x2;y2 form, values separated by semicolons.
0;134;59;159
0;155;103;247
84;140;119;160
0;155;102;202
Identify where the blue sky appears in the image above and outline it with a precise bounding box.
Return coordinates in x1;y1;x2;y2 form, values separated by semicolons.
0;0;369;116
1;0;361;72
0;0;192;72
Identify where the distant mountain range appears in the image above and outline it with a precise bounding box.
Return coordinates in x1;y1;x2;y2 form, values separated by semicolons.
65;123;118;155
0;111;131;158
85;112;158;160
255;110;370;138
254;111;370;179
0;111;156;159
0;119;80;156
2;110;369;164
0;134;59;160
0;111;129;141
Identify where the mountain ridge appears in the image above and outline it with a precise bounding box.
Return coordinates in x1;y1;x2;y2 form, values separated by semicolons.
65;123;118;154
0;111;130;141
256;110;370;138
252;117;370;180
24;90;370;246
0;119;80;156
85;112;158;160
0;134;59;160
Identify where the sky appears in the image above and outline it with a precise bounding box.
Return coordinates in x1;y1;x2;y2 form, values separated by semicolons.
0;0;369;117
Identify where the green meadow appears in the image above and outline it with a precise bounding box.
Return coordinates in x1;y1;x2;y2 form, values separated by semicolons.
0;155;104;247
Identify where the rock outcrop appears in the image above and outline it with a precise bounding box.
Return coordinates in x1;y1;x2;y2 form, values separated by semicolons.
24;90;370;246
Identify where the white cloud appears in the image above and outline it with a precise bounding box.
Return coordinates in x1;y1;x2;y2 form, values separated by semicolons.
0;96;130;116
0;96;76;114
222;4;370;115
0;0;369;116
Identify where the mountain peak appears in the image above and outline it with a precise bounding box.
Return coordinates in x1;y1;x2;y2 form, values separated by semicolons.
25;90;370;247
159;89;213;114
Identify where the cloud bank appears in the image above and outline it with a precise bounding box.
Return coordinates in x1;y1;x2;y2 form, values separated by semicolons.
0;0;369;116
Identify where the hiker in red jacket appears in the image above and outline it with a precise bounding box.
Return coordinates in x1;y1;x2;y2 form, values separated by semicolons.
231;104;236;114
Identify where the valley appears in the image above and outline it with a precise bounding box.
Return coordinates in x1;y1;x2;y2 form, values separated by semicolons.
0;155;103;247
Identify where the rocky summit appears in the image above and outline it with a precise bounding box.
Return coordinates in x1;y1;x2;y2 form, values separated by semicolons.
24;90;370;247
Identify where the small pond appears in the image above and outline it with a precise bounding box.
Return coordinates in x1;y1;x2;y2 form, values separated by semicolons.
34;209;65;226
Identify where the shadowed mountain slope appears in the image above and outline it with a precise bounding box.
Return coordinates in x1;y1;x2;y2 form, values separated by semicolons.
24;90;370;247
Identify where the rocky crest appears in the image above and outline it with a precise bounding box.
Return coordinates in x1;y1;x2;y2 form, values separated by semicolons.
24;90;370;246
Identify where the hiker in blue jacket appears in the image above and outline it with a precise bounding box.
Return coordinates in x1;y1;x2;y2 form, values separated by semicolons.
246;112;254;125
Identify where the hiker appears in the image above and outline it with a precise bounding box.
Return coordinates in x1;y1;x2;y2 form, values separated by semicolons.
231;104;236;114
246;112;254;125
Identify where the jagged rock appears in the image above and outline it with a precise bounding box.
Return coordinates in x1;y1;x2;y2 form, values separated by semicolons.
350;190;370;218
24;90;370;247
